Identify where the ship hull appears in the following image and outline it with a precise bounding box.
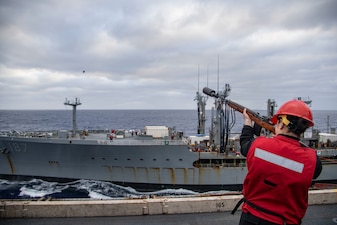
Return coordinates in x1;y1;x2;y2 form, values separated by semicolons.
0;136;336;191
0;136;248;191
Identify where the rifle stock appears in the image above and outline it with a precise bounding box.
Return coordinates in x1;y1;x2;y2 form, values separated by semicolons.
226;100;275;134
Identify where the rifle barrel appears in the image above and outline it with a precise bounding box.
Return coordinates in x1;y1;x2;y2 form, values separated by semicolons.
226;100;275;134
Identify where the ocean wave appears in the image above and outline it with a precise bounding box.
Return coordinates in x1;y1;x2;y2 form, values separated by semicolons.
0;179;222;200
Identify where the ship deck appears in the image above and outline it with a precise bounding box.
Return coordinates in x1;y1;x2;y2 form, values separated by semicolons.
1;204;336;225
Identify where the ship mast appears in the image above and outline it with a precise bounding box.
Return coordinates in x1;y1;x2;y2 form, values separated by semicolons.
267;99;277;118
64;97;81;137
203;84;231;154
195;65;207;134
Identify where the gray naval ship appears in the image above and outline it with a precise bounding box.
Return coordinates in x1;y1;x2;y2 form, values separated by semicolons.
1;85;336;191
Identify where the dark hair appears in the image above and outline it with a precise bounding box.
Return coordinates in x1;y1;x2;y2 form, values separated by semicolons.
286;115;310;136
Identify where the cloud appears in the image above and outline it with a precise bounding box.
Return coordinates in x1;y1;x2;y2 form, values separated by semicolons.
0;0;336;110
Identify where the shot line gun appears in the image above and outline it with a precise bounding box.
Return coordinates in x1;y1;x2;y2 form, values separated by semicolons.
202;87;275;134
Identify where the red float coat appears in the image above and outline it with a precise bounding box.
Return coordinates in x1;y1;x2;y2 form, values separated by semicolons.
242;134;317;225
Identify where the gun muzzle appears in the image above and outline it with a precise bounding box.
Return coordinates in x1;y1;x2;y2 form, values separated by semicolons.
203;87;217;97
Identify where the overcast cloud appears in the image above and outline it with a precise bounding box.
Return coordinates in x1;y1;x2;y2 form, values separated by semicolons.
0;0;336;110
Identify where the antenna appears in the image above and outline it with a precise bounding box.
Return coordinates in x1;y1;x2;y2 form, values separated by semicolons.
198;64;200;92
206;64;209;87
217;55;219;93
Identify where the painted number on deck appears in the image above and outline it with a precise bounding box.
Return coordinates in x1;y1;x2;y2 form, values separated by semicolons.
216;202;225;208
9;142;27;152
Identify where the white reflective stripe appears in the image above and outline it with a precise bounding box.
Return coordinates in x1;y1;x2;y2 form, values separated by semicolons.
254;148;304;173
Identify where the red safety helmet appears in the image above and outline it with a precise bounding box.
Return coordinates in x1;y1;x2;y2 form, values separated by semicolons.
271;99;314;127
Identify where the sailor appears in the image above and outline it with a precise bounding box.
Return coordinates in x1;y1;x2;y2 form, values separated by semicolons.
234;100;322;225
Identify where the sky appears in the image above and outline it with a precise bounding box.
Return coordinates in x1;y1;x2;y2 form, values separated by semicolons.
0;0;336;110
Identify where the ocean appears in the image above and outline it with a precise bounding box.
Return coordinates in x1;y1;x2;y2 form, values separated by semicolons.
0;109;336;200
1;109;335;134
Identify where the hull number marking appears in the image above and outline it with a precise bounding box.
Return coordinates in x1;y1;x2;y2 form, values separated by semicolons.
9;142;27;152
